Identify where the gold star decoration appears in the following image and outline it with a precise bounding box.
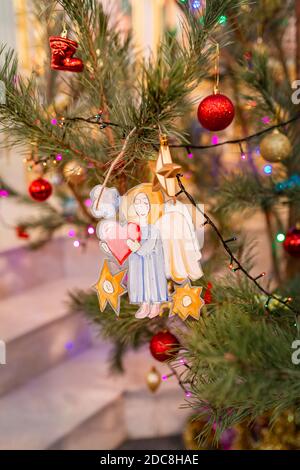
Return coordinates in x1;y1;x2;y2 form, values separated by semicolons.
170;281;205;320
153;135;181;197
94;260;127;315
156;163;182;179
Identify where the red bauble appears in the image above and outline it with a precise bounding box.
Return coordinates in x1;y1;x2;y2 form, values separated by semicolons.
150;331;180;362
16;226;29;239
283;227;300;257
197;93;235;131
204;282;213;305
29;178;52;202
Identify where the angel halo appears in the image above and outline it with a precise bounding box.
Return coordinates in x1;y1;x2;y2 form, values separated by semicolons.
90;182;204;319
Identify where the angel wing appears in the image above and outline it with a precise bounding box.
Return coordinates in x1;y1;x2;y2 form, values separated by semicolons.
156;200;203;283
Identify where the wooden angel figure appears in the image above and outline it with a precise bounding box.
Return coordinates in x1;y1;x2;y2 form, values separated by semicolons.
90;182;203;319
120;183;203;319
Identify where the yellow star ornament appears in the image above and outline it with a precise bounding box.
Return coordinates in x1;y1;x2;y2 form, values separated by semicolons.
94;260;127;316
170;281;205;320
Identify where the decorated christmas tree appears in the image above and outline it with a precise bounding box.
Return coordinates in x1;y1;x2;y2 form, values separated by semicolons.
1;0;300;449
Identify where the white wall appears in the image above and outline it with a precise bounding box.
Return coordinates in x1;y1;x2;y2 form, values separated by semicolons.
0;1;30;250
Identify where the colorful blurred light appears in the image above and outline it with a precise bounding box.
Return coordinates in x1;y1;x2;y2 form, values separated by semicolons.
73;240;80;247
263;164;272;175
0;189;9;197
218;15;227;24
276;232;286;243
192;0;201;8
87;226;95;235
65;341;74;351
212;135;219;145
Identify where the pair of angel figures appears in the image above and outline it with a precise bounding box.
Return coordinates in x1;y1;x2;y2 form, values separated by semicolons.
90;182;204;319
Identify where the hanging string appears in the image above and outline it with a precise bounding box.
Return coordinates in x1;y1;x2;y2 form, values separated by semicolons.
94;127;136;210
61;10;68;38
213;42;220;95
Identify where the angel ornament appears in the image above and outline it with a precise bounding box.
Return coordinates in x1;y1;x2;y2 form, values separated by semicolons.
90;183;204;319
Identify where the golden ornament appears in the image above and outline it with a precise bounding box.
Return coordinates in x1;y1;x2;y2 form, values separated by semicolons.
170;281;205;321
260;0;282;16
153;135;181;197
183;410;300;451
253;37;268;55
256;410;300;450
146;366;161;393
94;260;127;315
63;160;86;185
229;410;300;450
183;416;228;450
260;130;292;162
183;417;213;450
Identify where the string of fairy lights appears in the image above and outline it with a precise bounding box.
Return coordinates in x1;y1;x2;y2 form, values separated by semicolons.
175;175;299;318
47;110;300;253
21;109;300;194
2;106;300;315
60;110;300;159
2;108;300;292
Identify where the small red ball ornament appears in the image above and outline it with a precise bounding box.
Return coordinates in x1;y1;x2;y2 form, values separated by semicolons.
204;282;213;305
150;331;180;362
197;93;235;131
283;227;300;257
16;226;29;239
29;177;52;202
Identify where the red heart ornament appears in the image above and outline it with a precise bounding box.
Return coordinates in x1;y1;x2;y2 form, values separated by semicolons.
100;221;141;265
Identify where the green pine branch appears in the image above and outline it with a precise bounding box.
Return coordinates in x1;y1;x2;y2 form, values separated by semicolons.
68;288;174;371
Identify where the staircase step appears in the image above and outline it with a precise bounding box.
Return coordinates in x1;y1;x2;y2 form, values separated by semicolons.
0;237;102;299
121;348;190;441
0;345;190;450
0;345;125;450
0;277;96;396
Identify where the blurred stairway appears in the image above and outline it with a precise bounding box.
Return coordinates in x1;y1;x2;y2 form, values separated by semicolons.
0;238;189;449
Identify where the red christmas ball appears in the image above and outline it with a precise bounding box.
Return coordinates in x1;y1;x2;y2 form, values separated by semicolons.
16;226;29;239
29;177;52;202
283;227;300;257
149;331;180;362
197;93;235;131
204;282;213;305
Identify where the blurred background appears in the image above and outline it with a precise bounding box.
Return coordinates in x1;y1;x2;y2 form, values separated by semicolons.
1;0;182;251
0;0;203;451
0;0;298;450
